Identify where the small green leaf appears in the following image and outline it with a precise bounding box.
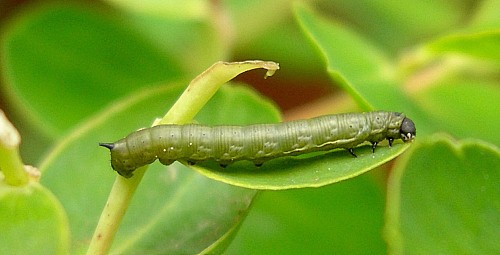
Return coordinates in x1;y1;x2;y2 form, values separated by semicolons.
0;181;70;255
386;135;500;254
193;142;411;190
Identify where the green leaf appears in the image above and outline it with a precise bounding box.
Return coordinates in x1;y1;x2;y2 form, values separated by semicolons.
386;135;500;254
226;173;387;254
193;142;411;190
426;30;500;65
0;181;70;255
39;83;281;254
294;3;392;110
413;79;500;146
294;4;407;109
1;4;183;136
294;3;438;137
312;0;464;52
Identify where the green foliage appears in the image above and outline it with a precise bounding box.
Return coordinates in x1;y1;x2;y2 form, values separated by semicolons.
1;4;184;136
0;0;498;254
0;181;70;255
193;142;411;190
386;136;500;254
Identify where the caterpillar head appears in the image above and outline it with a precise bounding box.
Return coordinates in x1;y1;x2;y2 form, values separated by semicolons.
400;117;416;142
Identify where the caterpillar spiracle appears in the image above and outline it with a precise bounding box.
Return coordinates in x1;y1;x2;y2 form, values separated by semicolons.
100;111;416;178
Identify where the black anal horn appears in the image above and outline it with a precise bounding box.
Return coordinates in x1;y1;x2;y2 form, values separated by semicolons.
99;143;115;150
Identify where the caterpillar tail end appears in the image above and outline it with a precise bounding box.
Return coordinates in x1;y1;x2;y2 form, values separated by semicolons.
99;142;135;178
99;143;115;150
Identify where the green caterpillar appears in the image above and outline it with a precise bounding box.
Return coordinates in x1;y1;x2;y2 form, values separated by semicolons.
100;111;416;178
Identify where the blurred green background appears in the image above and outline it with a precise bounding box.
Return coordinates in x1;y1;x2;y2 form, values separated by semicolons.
0;0;498;254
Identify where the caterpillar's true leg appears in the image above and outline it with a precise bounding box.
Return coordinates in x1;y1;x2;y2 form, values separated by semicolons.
371;142;378;153
347;148;357;157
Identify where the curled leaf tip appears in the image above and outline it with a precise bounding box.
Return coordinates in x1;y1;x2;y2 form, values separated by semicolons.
264;68;278;79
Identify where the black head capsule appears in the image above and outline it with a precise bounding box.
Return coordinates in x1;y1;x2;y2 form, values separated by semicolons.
400;117;416;142
99;143;115;150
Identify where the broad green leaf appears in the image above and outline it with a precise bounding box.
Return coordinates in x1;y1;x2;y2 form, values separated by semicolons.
193;142;411;190
226;173;387;254
386;135;500;254
312;0;464;52
294;3;437;137
295;3;393;108
0;181;70;255
426;30;500;65
39;83;280;254
414;79;500;146
294;3;400;109
1;4;183;136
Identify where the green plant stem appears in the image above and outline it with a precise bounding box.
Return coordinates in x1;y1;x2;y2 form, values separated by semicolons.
86;168;145;255
86;60;279;255
160;61;279;125
0;147;29;186
0;110;29;186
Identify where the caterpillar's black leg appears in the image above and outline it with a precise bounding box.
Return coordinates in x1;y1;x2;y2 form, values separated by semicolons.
347;148;357;158
371;142;378;153
388;138;394;147
187;160;196;166
254;162;263;167
219;163;228;168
